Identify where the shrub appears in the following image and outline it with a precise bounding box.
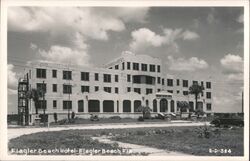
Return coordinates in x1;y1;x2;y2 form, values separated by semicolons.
53;112;58;123
136;130;146;135
195;124;211;138
138;116;144;121
71;112;75;119
109;116;121;120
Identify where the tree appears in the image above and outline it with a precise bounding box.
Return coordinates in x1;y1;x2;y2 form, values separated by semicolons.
137;105;152;119
177;101;189;118
189;83;204;113
26;88;43;114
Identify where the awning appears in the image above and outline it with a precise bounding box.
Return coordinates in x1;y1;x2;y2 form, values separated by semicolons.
156;91;173;99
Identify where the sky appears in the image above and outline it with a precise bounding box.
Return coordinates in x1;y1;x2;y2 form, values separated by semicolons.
7;7;244;114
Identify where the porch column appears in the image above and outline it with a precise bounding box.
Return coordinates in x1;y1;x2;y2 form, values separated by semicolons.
84;99;88;113
167;100;171;113
100;100;103;113
131;100;134;113
157;99;160;112
114;100;118;113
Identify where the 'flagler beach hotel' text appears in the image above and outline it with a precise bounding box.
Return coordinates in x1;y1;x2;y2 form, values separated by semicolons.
18;51;213;124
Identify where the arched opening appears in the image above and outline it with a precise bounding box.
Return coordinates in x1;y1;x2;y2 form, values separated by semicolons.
170;100;175;112
78;100;84;112
103;100;114;112
123;100;131;112
153;99;157;112
189;101;194;112
134;100;142;112
160;99;168;112
88;100;100;112
146;100;149;106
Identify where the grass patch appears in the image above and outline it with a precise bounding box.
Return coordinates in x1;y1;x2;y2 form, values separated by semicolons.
9;126;243;156
113;126;243;156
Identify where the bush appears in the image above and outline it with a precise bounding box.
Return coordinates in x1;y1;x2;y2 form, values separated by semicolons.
138;116;144;121
109;116;121;120
195;124;212;138
136;130;146;135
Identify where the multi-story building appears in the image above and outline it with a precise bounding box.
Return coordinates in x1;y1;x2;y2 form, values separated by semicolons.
18;51;213;124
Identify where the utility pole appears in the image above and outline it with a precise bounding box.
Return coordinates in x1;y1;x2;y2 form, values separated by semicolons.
43;81;46;126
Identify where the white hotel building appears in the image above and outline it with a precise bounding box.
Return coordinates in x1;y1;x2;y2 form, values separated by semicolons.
19;51;213;123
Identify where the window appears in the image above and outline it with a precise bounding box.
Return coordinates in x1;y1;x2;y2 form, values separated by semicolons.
103;74;111;83
206;103;212;111
81;72;89;81
206;92;211;99
95;73;99;81
115;87;119;94
37;83;46;93
52;84;57;92
115;65;119;70
141;64;147;71
157;89;161;92
109;67;112;69
104;87;112;93
95;86;99;91
162;79;165;85
38;100;47;109
167;90;173;93
127;74;131;82
63;84;72;94
167;79;173;86
133;63;139;70
127;87;131;92
36;68;46;78
134;88;141;94
53;100;57;109
52;70;57;78
81;86;89;93
63;71;72;80
63;101;72;110
149;64;155;72
127;62;131;70
183;91;189;95
201;81;204;87
177;79;180;86
201;92;204;97
193;81;198;85
183;80;188;87
157;65;161;73
177;90;180;94
155;77;160;84
146;88;153;95
115;75;119;82
206;82;211;89
122;62;125;70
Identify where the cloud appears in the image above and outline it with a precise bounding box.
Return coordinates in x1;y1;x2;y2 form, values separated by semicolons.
206;8;218;25
30;43;38;50
8;7;149;41
130;28;199;52
220;54;243;73
38;45;91;67
237;13;244;23
8;64;18;90
182;30;200;40
167;56;208;71
220;54;243;81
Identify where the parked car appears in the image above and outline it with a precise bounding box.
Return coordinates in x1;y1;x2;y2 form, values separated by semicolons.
210;117;244;127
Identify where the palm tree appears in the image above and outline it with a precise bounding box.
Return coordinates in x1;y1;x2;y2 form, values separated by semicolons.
177;101;189;118
26;88;43;114
189;83;204;115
